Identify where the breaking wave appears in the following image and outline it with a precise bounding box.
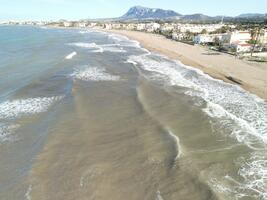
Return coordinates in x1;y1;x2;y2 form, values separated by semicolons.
128;53;267;145
68;42;126;53
72;66;120;82
65;51;77;59
0;96;63;119
0;123;19;142
167;130;182;160
127;52;267;200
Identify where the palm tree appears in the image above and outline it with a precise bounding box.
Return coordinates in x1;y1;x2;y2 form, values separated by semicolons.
250;26;263;57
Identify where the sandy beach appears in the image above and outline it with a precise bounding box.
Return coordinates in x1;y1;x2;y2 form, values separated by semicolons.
101;29;267;101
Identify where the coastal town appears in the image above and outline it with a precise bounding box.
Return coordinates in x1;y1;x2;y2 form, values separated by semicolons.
2;19;267;60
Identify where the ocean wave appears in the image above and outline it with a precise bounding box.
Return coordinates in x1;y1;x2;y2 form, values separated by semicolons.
0;96;62;119
108;33;152;51
103;46;126;53
167;130;182;160
79;30;108;35
79;30;92;34
156;190;164;200
210;151;267;200
68;42;126;53
128;53;267;146
25;185;32;200
238;152;267;199
0;123;19;142
108;33;130;42
68;42;98;49
65;51;77;59
128;51;267;200
72;66;120;82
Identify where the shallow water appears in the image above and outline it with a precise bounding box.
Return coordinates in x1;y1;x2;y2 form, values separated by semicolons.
0;26;266;200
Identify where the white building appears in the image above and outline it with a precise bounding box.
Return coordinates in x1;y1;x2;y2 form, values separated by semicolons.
112;23;122;29
146;23;161;32
259;30;267;44
177;23;225;33
172;32;186;41
63;21;74;27
126;23;136;30
222;31;251;45
194;33;228;44
193;34;215;44
232;42;252;53
104;24;112;30
88;23;97;28
160;23;175;32
78;22;88;28
136;23;146;31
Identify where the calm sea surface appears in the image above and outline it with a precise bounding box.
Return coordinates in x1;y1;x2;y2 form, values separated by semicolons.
0;25;266;200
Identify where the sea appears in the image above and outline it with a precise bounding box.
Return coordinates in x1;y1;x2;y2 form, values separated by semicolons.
0;25;266;200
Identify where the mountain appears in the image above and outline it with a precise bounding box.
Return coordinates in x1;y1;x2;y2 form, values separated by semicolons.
181;14;212;21
120;6;181;20
116;6;267;22
236;13;267;18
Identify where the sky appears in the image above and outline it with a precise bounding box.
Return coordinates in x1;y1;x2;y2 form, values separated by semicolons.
0;0;266;21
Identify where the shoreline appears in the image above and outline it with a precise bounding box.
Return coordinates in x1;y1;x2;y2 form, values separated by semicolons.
97;28;267;101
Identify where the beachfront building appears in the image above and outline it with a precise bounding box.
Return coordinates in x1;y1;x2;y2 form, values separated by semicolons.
177;23;225;33
193;34;215;44
259;30;267;45
88;23;97;28
136;23;146;31
221;30;251;45
112;23;122;29
78;22;88;28
232;42;252;53
104;23;112;29
126;23;136;30
193;33;228;45
172;32;186;41
220;30;252;52
145;23;161;32
160;23;176;32
63;21;74;27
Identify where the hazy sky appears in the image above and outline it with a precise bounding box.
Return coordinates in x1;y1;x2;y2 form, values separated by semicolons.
0;0;266;20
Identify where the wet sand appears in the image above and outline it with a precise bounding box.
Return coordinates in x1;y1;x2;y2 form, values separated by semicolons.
101;29;267;101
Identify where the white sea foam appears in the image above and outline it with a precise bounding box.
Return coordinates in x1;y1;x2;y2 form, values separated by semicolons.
156;190;164;200
128;51;267;200
72;67;120;82
167;130;182;160
103;46;126;53
79;30;93;34
91;47;104;53
0;123;19;142
210;152;267;199
68;42;126;53
69;42;98;49
128;53;267;146
128;54;199;89
0;96;62;119
108;34;130;42
25;185;32;200
125;59;138;65
238;152;267;199
65;51;77;59
80;176;84;187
